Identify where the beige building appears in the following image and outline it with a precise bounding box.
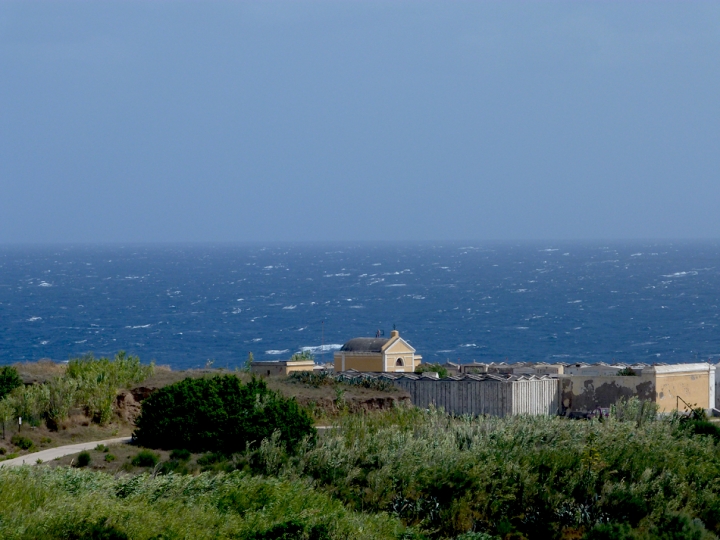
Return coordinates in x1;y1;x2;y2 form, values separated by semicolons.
250;359;315;377
334;330;422;373
560;362;716;415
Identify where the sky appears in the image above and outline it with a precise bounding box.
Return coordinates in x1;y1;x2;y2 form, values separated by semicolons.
1;1;719;243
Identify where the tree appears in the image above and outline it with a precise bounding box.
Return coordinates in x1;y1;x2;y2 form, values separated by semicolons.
0;366;22;400
133;375;315;454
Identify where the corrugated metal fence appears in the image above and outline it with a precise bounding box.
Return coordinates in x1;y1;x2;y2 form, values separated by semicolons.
341;372;560;417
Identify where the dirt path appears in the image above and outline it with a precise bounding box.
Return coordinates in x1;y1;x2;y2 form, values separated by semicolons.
0;437;132;467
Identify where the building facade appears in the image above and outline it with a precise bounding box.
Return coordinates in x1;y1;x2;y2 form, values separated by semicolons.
334;330;422;373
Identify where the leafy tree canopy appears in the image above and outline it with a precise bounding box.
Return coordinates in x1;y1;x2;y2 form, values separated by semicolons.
0;366;23;400
134;375;315;454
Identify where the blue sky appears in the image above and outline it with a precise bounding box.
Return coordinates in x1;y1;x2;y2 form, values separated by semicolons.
1;1;719;243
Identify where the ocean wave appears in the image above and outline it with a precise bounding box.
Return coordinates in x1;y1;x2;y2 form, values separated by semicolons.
38;281;52;287
349;305;364;308
300;344;342;354
282;305;297;310
662;271;698;278
252;338;263;342
265;349;289;355
75;340;87;344
460;343;477;348
125;324;152;329
27;316;42;322
386;284;406;287
40;340;49;345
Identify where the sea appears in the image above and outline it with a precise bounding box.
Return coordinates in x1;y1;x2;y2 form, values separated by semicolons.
1;242;720;369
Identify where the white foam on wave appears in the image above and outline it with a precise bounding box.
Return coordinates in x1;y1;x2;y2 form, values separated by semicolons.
386;284;406;287
437;349;454;353
232;308;242;314
125;324;152;329
300;344;342;354
265;349;289;355
38;281;52;287
631;253;643;257
40;340;49;345
460;343;477;348
568;300;582;304
662;271;698;278
27;316;42;322
540;248;558;252
513;289;528;293
349;305;364;309
517;327;529;330
252;338;263;342
75;340;87;344
282;305;297;310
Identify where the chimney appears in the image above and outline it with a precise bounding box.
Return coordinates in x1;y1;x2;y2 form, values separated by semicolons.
390;330;399;338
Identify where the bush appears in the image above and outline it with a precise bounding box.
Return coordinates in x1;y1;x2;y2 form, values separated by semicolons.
415;363;449;378
131;450;159;468
170;448;191;461
75;451;91;468
104;454;116;463
134;375;315;454
11;435;33;450
0;366;22;400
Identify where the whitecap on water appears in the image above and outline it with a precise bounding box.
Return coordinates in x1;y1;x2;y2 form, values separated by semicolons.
282;305;297;310
300;344;342;354
386;284;406;287
38;281;52;287
662;271;698;278
265;349;289;355
27;316;42;322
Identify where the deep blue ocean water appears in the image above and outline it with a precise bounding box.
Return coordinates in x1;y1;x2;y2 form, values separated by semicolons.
1;243;720;369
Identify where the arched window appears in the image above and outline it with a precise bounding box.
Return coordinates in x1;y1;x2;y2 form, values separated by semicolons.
395;358;404;367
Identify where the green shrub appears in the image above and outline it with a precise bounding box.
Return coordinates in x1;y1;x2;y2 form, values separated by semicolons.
583;522;634;540
95;444;107;452
0;366;22;400
11;435;33;450
75;451;91;468
134;375;315;454
104;454;116;463
0;448;5;455
0;467;403;539
170;448;191;461
415;363;449;378
131;450;159;468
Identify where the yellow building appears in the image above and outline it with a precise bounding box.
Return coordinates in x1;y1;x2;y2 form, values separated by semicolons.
250;359;315;377
334;330;422;373
560;362;716;415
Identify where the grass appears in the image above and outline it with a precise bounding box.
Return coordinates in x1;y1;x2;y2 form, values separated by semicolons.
0;467;406;540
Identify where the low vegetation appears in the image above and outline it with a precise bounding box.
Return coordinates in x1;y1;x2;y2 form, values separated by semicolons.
0;467;404;539
415;363;449;378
